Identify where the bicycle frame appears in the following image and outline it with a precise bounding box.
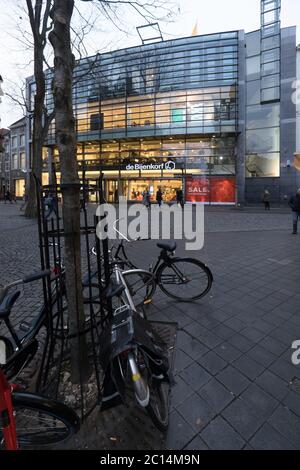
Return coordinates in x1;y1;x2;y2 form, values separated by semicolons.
0;368;18;450
111;238;172;275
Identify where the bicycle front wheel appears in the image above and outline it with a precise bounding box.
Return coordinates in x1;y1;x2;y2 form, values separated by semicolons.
122;269;156;308
7;392;80;448
157;258;213;301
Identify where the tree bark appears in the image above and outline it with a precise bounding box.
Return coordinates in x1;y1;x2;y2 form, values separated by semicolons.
25;41;44;218
49;0;89;384
24;0;53;218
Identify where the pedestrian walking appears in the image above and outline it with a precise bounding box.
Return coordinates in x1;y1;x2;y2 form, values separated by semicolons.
262;189;271;211
156;188;163;207
44;192;58;219
176;188;184;209
4;190;12;204
288;188;300;235
20;191;28;211
142;188;151;208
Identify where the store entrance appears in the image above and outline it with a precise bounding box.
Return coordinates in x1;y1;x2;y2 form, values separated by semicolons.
107;178;182;202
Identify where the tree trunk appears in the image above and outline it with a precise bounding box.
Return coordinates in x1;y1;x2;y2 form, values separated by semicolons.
49;0;89;384
25;42;44;218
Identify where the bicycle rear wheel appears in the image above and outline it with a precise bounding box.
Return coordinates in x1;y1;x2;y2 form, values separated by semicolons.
157;258;213;301
3;392;80;448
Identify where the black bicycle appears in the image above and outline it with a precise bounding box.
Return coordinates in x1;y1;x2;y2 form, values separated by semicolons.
92;223;213;306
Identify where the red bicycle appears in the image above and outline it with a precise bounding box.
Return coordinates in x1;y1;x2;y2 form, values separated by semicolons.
0;340;80;450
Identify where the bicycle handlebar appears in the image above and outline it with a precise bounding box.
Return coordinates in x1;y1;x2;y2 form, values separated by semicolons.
22;269;51;284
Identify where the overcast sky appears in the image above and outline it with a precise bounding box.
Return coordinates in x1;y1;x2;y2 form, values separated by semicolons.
0;0;299;128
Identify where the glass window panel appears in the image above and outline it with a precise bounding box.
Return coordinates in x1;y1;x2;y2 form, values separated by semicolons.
262;1;277;13
246;152;280;177
262;35;280;51
247;80;261;105
246;103;280;129
262;48;280;63
261;23;280;38
261;74;280;89
246;56;260;81
261;87;280;102
261;61;280;76
246;31;260;57
262;9;278;25
246;127;280;153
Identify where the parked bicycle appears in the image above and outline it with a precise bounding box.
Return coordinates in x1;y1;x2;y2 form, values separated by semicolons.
98;241;171;431
0;340;79;449
91;219;213;307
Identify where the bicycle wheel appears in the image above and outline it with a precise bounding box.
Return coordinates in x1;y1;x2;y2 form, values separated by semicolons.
134;348;169;432
146;381;169;432
157;258;213;301
122;269;156;308
5;392;80;448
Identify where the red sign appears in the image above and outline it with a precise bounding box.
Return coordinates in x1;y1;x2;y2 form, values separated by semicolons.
186;176;236;204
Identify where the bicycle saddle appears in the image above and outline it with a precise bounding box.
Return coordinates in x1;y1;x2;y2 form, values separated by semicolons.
0;291;21;320
157;241;177;252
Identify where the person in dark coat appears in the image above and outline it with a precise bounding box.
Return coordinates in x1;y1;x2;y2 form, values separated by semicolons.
176;188;184;209
262;189;271;211
4;190;12;204
288;188;300;235
156;188;163;207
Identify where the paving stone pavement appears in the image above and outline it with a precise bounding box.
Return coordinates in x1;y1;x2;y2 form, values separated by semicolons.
1;201;300;450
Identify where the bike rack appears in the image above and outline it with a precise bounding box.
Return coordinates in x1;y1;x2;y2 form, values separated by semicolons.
33;169;112;422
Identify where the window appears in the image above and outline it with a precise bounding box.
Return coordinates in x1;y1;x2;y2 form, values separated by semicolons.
246;127;280;153
262;35;279;51
11;136;17;149
261;75;280;89
20;134;25;147
12;153;18;169
261;61;280;76
246;56;260;81
261;87;280;102
247;80;260;105
262;49;280;63
246;31;260;57
20;152;26;169
246;103;280;130
90;113;104;131
246;152;280;177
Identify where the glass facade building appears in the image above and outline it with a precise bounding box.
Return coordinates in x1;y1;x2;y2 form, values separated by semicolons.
27;0;299;204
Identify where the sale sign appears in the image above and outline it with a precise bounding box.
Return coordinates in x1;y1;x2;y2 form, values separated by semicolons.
186;176;236;204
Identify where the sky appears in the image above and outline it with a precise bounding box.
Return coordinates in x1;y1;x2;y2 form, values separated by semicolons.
0;0;299;128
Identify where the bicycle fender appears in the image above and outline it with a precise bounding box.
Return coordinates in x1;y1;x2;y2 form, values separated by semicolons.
160;257;214;281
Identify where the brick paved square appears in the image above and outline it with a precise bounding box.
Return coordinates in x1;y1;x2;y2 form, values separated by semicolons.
216;366;251;396
198;378;234;413
222;398;266;441
200;416;245;450
177;393;216;432
2;204;300;450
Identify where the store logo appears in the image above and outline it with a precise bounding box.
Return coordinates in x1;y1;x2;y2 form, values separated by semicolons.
125;161;176;171
165;161;176;171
